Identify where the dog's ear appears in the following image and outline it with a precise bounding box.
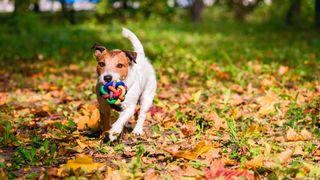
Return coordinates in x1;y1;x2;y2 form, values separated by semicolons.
92;42;107;58
122;50;137;64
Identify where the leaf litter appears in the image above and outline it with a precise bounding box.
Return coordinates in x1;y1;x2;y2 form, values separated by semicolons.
0;60;319;179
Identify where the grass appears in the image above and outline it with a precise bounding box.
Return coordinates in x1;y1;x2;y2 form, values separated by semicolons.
0;9;320;179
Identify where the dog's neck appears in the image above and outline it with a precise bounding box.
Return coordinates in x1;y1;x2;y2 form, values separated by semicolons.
124;65;138;88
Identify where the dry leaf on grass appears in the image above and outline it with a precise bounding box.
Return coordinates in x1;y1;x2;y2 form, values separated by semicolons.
287;128;312;141
0;92;8;106
74;105;100;131
204;160;254;180
63;154;105;173
164;141;214;160
205;112;227;130
278;65;289;76
256;92;279;115
180;121;197;136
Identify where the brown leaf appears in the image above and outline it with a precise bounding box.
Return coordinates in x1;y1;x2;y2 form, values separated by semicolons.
143;168;159;180
230;94;244;106
0;92;8;106
293;145;305;156
180;121;197;136
300;129;312;140
286;128;302;141
277;149;293;164
205;112;227;130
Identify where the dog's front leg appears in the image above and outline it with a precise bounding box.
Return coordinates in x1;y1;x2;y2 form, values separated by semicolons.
96;83;112;132
109;105;136;141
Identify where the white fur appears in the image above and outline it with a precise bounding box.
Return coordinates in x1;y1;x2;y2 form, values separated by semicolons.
107;28;157;141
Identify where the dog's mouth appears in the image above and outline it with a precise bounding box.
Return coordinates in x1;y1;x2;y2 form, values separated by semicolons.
99;72;121;84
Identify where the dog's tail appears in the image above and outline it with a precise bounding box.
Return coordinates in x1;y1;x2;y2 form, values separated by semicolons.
122;28;144;55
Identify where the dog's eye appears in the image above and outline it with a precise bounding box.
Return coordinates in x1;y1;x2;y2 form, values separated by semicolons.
98;62;105;67
116;63;124;68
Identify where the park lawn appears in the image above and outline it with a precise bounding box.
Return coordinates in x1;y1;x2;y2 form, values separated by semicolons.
0;12;320;179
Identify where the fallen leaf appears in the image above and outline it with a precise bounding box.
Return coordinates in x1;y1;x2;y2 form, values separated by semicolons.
0;92;8;106
277;149;293;164
300;129;312;140
204;160;254;180
143;168;159;180
278;65;289;76
180;121;197;136
205;112;227;130
164;141;213;160
88;107;100;131
256;92;278;115
192;90;202;103
230;94;244;106
245;156;264;169
74;116;90;130
286;128;302;141
64;154;105;173
293;145;305;156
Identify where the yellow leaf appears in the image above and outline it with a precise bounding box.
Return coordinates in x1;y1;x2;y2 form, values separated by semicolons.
88;108;100;131
191;90;202;103
256;92;278;115
64;154;105;173
164;141;213;160
74;116;90;130
245;156;264;169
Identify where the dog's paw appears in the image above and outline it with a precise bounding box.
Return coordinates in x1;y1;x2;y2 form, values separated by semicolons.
109;127;121;141
132;126;143;136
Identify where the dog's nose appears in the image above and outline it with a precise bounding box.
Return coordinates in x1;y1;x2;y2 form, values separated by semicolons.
104;75;112;82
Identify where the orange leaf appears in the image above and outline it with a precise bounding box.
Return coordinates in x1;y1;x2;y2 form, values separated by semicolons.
164;141;213;160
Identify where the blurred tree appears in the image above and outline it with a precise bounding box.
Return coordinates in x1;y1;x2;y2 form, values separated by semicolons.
60;0;75;24
232;0;263;21
216;0;263;21
316;0;320;27
190;0;205;22
96;0;175;20
14;0;31;15
32;0;40;12
286;0;301;24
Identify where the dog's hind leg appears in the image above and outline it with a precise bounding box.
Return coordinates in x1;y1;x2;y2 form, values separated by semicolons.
133;83;156;135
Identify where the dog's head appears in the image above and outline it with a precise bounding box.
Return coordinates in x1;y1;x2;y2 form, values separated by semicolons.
92;43;137;84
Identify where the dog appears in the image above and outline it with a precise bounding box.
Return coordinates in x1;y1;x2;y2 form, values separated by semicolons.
93;28;156;141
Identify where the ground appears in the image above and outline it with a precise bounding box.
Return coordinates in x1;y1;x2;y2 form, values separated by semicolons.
0;13;320;179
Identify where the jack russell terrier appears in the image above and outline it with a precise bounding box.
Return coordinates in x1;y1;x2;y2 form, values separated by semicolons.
93;28;156;141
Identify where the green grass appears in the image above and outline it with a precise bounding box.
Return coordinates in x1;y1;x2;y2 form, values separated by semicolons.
1;11;319;79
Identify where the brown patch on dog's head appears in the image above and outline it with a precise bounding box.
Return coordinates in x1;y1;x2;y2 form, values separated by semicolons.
93;43;138;81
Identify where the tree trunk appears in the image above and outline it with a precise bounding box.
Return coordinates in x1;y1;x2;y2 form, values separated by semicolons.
286;0;301;24
32;2;40;13
14;0;31;15
59;0;75;24
316;0;320;27
233;0;246;21
190;0;205;22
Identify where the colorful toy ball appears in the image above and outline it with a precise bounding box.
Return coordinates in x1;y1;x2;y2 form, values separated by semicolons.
100;81;127;111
